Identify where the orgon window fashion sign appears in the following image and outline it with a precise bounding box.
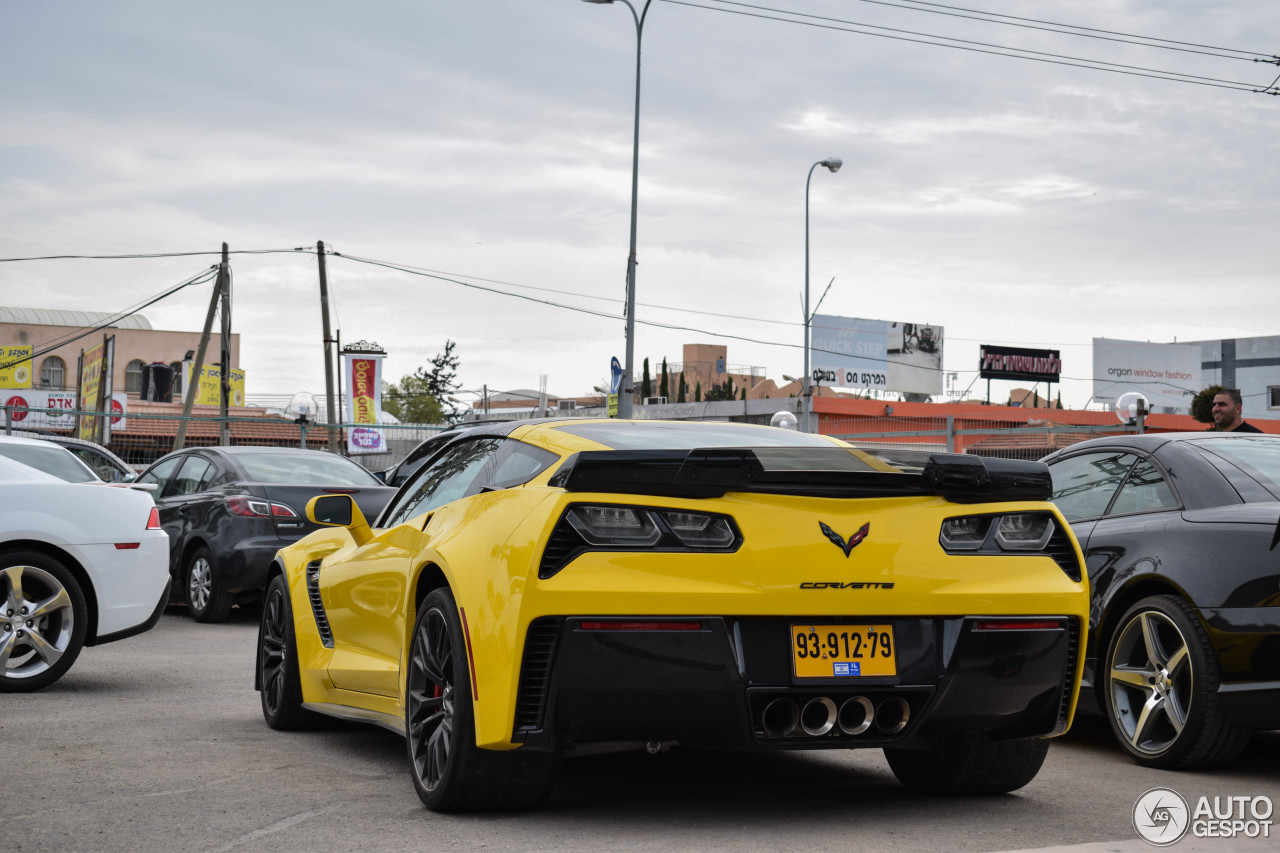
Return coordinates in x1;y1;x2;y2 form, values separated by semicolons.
979;345;1062;382
1092;338;1201;411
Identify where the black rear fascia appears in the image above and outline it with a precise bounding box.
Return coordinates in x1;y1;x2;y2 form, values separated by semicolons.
549;448;1050;502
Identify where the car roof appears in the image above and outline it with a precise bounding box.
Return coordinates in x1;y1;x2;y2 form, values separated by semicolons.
1046;431;1280;459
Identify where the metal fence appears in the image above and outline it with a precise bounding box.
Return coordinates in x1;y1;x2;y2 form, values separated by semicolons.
827;410;1147;462
2;403;446;472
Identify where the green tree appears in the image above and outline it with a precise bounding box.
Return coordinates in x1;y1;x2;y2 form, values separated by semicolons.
381;340;463;425
695;381;702;403
704;376;736;402
641;357;652;400
659;358;669;400
1191;384;1227;425
676;371;686;403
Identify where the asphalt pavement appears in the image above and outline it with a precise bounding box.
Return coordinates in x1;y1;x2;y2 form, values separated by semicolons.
5;608;1278;853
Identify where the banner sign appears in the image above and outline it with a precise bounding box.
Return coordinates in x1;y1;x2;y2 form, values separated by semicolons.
78;336;114;441
3;390;126;431
979;345;1062;382
0;345;33;389
1092;338;1201;410
344;352;386;454
811;316;944;396
183;364;247;407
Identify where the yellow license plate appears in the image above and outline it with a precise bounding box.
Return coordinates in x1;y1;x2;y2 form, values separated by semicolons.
791;624;896;678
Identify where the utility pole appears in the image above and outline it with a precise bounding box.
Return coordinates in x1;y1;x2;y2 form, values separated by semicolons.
174;259;224;451
219;242;231;447
317;241;339;453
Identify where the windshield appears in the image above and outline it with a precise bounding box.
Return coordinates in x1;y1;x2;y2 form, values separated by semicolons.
236;452;382;486
0;442;100;483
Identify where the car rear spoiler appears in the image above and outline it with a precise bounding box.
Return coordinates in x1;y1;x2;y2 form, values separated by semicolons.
547;448;1051;504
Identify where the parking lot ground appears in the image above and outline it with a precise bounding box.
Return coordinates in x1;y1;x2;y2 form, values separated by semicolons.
5;609;1279;853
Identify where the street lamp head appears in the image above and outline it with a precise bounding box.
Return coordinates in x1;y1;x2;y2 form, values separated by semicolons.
822;158;842;173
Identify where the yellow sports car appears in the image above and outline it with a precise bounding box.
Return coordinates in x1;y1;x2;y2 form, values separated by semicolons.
256;419;1088;811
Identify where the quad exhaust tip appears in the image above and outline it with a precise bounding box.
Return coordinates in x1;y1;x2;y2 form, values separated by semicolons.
762;695;911;738
800;697;837;736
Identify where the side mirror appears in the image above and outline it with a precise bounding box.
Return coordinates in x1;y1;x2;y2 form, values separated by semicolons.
307;494;372;545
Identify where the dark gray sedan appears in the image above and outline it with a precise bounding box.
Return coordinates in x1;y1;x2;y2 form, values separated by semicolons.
136;446;395;622
1042;432;1280;769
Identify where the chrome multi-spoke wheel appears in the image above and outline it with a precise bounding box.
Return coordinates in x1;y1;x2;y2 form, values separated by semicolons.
0;551;87;692
1103;595;1248;769
186;547;231;623
257;573;319;729
406;598;455;796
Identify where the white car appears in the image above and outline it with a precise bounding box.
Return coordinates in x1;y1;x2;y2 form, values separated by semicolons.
0;455;170;691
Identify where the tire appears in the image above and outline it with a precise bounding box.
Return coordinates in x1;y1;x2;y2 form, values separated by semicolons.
405;588;558;812
884;735;1050;795
257;574;326;730
186;546;232;624
1;549;88;693
1101;594;1248;769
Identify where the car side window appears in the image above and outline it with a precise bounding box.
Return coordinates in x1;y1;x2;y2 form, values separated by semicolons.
69;448;125;482
1107;458;1178;516
382;438;504;527
171;456;214;496
138;456;183;493
479;442;559;491
1049;451;1137;522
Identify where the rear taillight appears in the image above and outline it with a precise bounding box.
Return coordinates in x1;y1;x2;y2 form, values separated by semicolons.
226;496;298;519
147;507;162;530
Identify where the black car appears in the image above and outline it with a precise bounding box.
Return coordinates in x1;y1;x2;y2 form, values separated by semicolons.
1042;432;1280;769
137;446;395;622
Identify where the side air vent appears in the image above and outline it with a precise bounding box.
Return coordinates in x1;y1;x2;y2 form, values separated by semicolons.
513;618;563;735
1057;617;1082;732
306;560;334;649
1044;526;1083;582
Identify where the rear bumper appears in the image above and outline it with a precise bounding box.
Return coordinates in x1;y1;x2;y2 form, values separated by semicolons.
512;615;1080;752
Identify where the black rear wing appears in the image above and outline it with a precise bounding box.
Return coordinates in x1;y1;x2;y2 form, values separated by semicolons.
546;448;1051;504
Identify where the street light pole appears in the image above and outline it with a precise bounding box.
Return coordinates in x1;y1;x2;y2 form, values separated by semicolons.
804;158;842;433
583;0;652;420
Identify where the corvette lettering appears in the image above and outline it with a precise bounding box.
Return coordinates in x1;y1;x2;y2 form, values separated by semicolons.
800;582;895;589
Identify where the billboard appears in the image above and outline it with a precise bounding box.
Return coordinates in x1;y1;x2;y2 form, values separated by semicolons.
811;315;943;396
0;345;33;389
183;364;247;406
1092;338;1201;411
78;336;114;441
979;345;1062;383
344;351;386;454
3;390;126;431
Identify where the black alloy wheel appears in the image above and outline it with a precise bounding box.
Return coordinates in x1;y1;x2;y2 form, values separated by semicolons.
404;588;558;812
1103;594;1248;769
0;550;88;692
257;573;323;729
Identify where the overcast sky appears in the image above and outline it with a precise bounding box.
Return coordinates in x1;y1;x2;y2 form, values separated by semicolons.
3;0;1277;409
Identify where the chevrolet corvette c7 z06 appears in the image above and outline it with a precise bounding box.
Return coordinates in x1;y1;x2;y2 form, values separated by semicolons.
256;419;1088;811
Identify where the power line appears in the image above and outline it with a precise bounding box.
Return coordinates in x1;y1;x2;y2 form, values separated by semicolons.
1;266;220;372
0;249;305;263
660;0;1279;95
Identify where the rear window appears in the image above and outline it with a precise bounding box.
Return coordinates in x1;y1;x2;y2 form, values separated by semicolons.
0;442;99;483
236;452;381;486
1189;436;1280;497
555;421;846;450
552;422;895;473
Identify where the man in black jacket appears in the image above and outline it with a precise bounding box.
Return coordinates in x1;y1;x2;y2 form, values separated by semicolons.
1211;389;1263;433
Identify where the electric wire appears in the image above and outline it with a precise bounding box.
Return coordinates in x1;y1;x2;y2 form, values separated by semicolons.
659;0;1279;94
1;266;220;372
